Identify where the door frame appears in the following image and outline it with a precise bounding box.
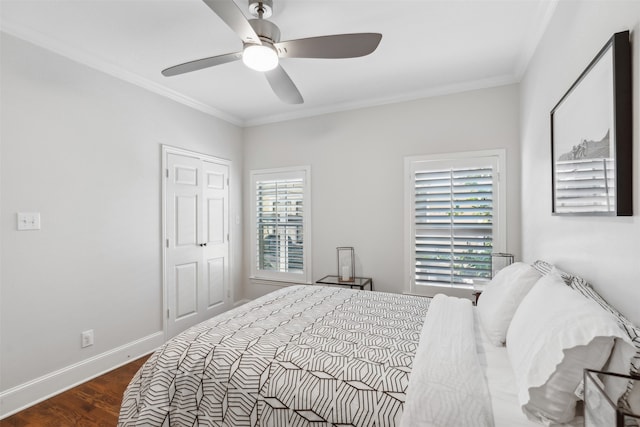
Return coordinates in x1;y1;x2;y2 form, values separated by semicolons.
161;145;232;340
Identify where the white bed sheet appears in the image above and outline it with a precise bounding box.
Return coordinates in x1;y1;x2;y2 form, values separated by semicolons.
473;308;583;427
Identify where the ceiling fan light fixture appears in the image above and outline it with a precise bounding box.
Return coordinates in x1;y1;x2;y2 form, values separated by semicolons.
242;44;278;71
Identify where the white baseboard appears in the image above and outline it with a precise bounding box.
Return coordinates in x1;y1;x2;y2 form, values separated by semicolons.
0;331;164;419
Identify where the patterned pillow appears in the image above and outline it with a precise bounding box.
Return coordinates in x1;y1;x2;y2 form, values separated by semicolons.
531;260;577;286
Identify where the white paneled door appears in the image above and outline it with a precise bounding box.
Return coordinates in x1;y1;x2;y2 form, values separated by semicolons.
165;148;230;339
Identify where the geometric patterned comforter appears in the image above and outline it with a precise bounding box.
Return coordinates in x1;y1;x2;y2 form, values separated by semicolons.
118;285;431;426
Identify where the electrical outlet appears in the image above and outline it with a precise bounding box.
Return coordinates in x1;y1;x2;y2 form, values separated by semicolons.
81;330;94;348
17;212;41;230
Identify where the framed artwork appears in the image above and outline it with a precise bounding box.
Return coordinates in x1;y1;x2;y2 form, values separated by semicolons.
550;31;631;216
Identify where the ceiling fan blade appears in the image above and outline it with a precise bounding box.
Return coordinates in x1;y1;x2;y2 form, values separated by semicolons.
275;33;382;59
264;65;304;104
202;0;261;44
162;52;242;76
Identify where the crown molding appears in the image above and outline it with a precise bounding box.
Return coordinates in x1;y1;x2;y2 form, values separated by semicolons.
244;73;518;127
1;2;551;130
0;20;243;127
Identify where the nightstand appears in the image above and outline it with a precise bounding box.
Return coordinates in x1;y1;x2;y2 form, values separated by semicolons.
584;369;639;426
315;275;373;291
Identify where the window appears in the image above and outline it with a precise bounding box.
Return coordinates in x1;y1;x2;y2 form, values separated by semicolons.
250;166;311;283
404;151;505;296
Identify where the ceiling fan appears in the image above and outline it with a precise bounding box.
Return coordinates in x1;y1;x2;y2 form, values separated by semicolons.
162;0;382;104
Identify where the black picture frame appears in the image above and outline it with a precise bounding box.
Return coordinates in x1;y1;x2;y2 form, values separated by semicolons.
550;31;632;216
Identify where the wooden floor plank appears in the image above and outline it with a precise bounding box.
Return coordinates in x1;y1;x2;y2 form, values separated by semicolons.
1;355;150;427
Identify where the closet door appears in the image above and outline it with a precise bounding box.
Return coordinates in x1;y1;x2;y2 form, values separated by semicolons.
165;150;230;339
200;160;229;322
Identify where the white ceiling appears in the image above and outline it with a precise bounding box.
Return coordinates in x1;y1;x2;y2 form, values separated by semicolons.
0;0;558;127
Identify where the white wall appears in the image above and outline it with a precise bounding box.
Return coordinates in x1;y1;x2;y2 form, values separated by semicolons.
243;84;521;299
10;0;640;415
0;34;243;416
520;1;640;325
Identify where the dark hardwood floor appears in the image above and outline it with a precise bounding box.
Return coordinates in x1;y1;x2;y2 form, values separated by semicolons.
1;355;150;427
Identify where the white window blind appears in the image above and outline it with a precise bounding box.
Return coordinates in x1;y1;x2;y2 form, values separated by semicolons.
251;167;311;283
406;152;504;294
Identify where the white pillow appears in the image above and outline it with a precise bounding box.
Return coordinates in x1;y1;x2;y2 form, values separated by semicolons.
476;262;541;346
506;269;635;424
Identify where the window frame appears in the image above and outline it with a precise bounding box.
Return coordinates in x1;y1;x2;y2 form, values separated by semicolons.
250;166;312;284
403;150;506;297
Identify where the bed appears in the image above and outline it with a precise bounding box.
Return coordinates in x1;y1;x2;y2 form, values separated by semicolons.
118;261;640;426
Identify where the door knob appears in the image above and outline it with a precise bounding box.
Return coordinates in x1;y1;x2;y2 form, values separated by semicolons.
199;243;207;247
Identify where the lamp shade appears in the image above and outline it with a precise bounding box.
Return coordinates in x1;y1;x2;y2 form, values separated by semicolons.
243;44;278;72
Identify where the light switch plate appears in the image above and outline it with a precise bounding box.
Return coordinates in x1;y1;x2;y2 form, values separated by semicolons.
17;212;41;230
